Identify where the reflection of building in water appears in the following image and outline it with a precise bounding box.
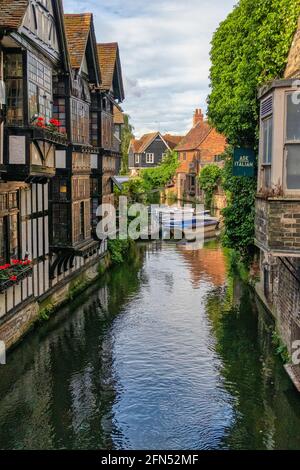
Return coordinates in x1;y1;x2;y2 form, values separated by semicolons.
177;243;227;287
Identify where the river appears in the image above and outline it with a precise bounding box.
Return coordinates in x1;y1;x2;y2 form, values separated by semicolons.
0;240;300;450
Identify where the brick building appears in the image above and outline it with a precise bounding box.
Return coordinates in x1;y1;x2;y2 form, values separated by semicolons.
175;109;227;201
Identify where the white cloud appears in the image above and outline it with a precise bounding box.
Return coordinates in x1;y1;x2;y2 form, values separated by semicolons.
63;0;236;137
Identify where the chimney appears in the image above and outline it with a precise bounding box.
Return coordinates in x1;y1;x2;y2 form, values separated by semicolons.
193;109;204;127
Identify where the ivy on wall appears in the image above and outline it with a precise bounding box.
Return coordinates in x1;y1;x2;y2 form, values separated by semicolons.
208;0;300;258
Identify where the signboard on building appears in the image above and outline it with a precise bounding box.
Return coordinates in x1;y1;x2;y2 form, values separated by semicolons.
233;148;255;177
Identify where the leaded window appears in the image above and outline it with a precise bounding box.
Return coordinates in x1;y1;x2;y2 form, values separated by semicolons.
5;53;24;126
71;99;90;144
28;53;52;122
0;191;19;263
52;203;69;245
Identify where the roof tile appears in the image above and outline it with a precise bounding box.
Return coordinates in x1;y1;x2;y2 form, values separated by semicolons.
97;43;118;91
175;121;212;151
64;13;92;69
0;0;29;30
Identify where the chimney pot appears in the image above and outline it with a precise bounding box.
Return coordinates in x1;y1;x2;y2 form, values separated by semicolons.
193;108;204;126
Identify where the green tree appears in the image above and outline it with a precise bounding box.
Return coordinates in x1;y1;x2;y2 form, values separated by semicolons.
140;150;179;193
208;0;300;257
120;114;134;175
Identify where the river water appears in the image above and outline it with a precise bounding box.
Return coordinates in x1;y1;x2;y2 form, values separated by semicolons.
0;240;300;450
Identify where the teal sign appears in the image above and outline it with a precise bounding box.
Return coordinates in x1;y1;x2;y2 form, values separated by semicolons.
233;148;255;177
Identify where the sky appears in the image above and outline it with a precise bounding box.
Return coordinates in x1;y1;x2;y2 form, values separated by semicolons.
63;0;237;137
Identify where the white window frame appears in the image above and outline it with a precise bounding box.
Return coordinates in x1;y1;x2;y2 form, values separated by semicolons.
146;153;154;164
135;154;140;164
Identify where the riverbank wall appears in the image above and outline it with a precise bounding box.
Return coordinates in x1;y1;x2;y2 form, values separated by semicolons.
254;254;300;390
0;254;111;351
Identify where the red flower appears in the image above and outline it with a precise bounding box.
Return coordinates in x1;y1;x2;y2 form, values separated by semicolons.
4;264;10;269
49;118;61;127
10;276;17;282
37;117;44;121
12;259;20;265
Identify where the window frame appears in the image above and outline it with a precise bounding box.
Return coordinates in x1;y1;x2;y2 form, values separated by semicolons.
284;92;300;191
146;153;154;164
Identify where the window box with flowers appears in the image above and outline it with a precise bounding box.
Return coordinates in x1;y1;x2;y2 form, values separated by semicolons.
0;259;33;294
32;117;68;145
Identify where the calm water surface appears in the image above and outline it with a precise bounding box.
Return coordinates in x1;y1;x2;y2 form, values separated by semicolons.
0;241;300;450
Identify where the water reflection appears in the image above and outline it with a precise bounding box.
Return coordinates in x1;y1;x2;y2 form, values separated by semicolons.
0;241;299;449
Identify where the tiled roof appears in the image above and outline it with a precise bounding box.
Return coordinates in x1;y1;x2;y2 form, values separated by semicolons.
176;121;212;151
97;43;118;90
285;17;300;79
130;132;158;154
114;106;124;125
163;134;184;150
0;0;29;30
130;132;183;153
64;13;93;69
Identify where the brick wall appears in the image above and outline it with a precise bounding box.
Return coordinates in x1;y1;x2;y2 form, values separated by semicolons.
258;252;300;352
256;197;300;253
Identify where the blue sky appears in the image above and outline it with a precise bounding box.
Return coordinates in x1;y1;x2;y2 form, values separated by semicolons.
63;0;236;137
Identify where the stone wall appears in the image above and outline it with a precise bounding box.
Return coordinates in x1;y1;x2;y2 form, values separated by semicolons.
256;197;300;254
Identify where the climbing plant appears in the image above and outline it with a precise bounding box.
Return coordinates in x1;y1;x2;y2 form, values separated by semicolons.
208;0;300;258
198;164;223;208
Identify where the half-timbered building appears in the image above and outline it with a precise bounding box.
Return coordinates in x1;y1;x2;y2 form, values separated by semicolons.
0;0;69;324
49;13;102;286
97;43;125;206
0;1;126;349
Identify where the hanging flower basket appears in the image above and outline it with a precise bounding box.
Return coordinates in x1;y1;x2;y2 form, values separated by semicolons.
0;260;33;294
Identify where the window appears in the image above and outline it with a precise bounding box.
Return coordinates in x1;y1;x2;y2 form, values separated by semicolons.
28;53;52;122
71;99;90;144
0;191;19;264
262;116;273;188
52;178;68;202
79;202;85;241
135;154;140;164
5;53;23;126
52;203;69;245
0;217;8;265
73;201;88;244
286;94;300;189
146;153;154;164
182;152;187;161
286;93;300;142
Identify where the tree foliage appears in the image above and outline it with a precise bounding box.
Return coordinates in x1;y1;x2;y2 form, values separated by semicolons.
198;164;223;208
208;0;300;257
140;150;179;193
120;114;134;175
208;0;300;147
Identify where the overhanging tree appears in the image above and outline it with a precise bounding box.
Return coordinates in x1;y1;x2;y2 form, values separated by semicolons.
208;0;300;258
